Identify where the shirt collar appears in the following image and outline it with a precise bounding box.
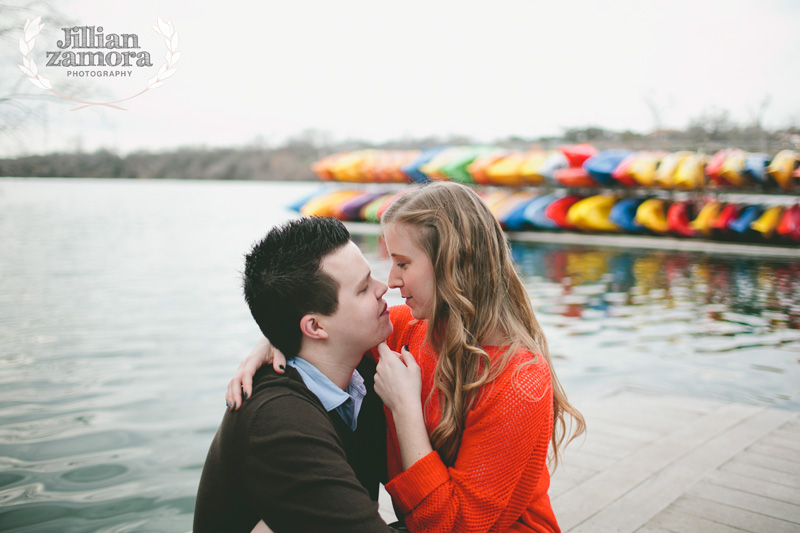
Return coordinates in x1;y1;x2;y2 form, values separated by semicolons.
287;356;362;413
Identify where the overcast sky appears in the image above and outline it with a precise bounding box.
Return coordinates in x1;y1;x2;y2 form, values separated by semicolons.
2;0;799;157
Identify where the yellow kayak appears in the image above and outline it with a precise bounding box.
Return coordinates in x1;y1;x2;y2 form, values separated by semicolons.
566;195;619;232
635;198;670;234
719;149;747;187
673;153;706;190
690;200;722;237
301;190;363;217
628;151;666;187
518;151;548;185
750;205;785;239
767;150;798;190
485;152;529;186
654;151;692;188
329;150;374;182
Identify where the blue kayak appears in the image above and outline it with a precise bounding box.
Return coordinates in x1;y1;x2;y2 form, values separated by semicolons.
523;193;560;229
609;197;647;232
729;204;764;234
743;153;769;183
584;150;634;186
401;147;449;183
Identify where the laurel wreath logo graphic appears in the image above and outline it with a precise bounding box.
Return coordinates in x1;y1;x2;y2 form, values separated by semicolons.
18;16;180;111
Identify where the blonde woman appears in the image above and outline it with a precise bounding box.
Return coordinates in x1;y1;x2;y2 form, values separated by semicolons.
227;182;584;532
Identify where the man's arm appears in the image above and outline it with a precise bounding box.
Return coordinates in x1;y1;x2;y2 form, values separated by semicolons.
243;393;394;533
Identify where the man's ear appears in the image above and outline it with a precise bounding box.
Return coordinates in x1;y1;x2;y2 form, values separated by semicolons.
300;314;329;340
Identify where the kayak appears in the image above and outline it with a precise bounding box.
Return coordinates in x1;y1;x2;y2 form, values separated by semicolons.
628;151;666;187
555;167;596;188
567;195;619;232
719;149;747;187
767;150;798;190
546;195;583;229
609;197;646;233
336;191;386;221
440;146;496;184
611;153;637;186
667;201;696;237
523;193;561;229
654;151;692;188
690;200;722;237
312;153;344;181
750;205;784;239
743;153;769;184
705;150;729;185
584;149;634;186
497;192;540;230
673;153;706;190
468;152;509;185
485;152;529;186
777;204;800;241
518;151;548;185
710;203;741;233
402;147;449;183
420;147;460;180
728;204;764;234
635;198;670;234
301;190;363;217
539;151;569;185
561;144;599;167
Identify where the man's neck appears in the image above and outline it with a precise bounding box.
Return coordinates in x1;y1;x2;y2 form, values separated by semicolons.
297;345;361;390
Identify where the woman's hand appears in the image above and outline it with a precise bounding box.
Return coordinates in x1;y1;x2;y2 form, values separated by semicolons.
225;336;287;410
374;343;422;415
374;342;432;471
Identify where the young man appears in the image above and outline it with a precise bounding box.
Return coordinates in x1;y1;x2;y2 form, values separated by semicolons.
194;217;396;532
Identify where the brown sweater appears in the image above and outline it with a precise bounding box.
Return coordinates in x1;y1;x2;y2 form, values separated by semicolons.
194;358;393;533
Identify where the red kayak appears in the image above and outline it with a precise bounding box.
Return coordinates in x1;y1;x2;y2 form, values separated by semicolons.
546;195;583;229
710;203;740;233
560;144;598;168
667;201;696;237
554;167;596;187
777;204;800;241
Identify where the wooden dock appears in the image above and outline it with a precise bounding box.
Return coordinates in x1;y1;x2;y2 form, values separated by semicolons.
379;386;800;531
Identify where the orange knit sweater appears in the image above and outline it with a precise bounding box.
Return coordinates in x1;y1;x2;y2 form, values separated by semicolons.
374;305;559;533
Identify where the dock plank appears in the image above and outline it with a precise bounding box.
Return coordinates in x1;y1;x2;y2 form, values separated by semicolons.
549;387;800;533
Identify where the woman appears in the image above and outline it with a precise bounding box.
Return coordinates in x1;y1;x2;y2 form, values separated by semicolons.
227;182;584;532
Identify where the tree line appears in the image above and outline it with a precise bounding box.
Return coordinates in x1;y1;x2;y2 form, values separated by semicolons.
1;119;798;181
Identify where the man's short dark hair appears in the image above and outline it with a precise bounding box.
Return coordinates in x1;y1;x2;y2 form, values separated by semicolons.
243;216;351;359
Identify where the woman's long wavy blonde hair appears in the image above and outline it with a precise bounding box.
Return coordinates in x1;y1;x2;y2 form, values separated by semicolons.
382;182;585;466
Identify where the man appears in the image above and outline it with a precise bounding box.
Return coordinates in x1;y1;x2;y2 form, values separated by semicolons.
194;217;396;532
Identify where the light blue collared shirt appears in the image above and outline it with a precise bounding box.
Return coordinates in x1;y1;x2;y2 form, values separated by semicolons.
287;356;366;431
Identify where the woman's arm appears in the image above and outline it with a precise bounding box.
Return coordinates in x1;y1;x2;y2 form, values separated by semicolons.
385;357;555;533
374;343;432;470
225;336;287;410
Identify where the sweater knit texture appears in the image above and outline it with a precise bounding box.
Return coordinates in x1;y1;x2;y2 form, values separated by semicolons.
379;305;559;533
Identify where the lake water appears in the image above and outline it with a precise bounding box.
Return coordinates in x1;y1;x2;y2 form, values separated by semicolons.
0;178;798;531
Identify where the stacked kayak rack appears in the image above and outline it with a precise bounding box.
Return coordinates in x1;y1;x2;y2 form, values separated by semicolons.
295;145;800;246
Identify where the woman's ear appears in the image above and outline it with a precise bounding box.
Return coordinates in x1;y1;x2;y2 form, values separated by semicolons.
300;314;329;340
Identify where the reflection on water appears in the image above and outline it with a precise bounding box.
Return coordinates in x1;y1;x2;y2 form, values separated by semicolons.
0;179;798;532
